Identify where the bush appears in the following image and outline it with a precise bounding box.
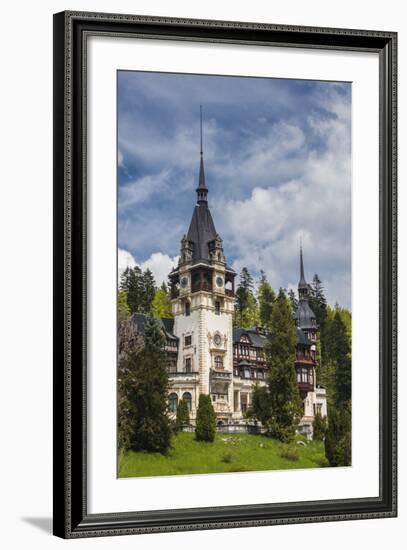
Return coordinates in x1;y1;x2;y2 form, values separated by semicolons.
221;452;233;464
175;399;190;430
313;412;327;441
195;394;216;442
280;446;300;461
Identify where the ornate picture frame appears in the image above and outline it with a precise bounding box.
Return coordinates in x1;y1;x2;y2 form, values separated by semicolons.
53;11;397;538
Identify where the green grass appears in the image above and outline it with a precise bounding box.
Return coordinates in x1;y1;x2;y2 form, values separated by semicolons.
118;432;328;478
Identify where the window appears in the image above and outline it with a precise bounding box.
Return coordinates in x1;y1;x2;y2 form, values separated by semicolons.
185;302;190;316
182;392;192;411
184;335;192;347
185;357;192;373
215;301;220;315
244;368;251;379
167;361;177;373
169;393;178;413
215;355;223;369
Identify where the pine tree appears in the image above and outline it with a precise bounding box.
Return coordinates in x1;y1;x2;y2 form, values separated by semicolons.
287;289;298;313
118;316;172;454
313;411;327;441
258;270;276;329
252;291;302;442
324;406;351;466
195;394;216;442
118;290;131;322
141;268;156;313
325;308;351;406
151;287;173;318
175;399;190;430
234;267;259;328
309;274;328;332
126;266;143;314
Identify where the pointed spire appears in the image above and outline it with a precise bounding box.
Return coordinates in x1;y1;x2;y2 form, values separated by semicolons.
196;105;208;204
298;245;308;290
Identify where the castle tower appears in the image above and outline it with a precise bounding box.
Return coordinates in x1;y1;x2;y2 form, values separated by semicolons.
168;109;236;422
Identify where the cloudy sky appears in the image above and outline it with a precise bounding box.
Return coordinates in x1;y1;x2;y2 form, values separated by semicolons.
118;70;351;309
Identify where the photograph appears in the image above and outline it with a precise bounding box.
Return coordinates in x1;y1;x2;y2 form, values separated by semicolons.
116;70;352;478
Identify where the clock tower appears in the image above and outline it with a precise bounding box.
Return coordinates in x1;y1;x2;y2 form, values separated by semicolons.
168;109;236;421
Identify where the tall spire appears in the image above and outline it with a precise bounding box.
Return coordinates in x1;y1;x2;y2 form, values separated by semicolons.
196;105;208;204
298;245;308;292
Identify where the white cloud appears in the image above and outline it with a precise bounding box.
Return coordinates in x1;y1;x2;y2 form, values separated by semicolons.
118;248;179;287
217;92;351;308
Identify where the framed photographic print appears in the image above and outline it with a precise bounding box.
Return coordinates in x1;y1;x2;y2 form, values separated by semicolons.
53;11;397;538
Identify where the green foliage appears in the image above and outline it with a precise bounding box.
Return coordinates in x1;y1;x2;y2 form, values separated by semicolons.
257;270;276;329
118;290;131;321
287;289;298;312
234;267;259;328
313;411;327;441
118;316;172;454
175;399;190;430
151;287;173;318
324;406;351;466
325;308;352;406
195;394;216;442
120;266;157;314
252;293;302;443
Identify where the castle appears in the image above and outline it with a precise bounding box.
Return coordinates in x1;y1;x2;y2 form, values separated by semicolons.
131;117;327;438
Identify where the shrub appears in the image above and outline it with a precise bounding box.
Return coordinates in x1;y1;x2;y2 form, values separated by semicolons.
221;452;233;464
175;399;190;430
195;394;216;442
280;445;300;461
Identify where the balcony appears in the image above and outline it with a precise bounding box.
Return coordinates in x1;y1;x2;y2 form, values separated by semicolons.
297;381;314;395
210;368;232;380
169;371;199;384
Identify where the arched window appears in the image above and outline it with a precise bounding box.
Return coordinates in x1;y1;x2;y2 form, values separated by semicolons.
182;392;192;411
215;355;223;370
169;393;178;413
185;301;190;316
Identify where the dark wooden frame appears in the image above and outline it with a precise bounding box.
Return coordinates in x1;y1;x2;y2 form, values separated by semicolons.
53;10;397;539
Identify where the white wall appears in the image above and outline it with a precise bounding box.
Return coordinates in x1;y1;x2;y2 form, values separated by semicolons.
0;1;404;549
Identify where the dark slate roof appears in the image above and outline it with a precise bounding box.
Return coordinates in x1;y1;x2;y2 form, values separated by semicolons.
296;327;311;346
298;246;308;290
186;204;218;263
294;299;316;330
233;326;309;348
131;313;178;341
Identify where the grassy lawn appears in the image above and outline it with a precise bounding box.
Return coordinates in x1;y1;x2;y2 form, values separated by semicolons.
118;432;328;478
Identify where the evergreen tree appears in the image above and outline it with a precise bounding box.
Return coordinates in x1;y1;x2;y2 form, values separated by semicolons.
195;394;216;442
287;289;298;313
324;406;351;466
125;266;143;314
325;308;351;406
313;411;327;441
252;291;302;442
309;274;328;333
258;270;276;329
118;316;172;454
141;268;156;313
234;267;259;328
151;287;173;318
118;290;131;322
175;399;190;430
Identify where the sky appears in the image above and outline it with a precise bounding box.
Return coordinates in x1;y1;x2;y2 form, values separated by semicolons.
117;70;351;309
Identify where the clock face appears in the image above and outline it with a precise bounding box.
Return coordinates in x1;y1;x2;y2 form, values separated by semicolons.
214;333;222;346
180;276;188;288
216;276;224;287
